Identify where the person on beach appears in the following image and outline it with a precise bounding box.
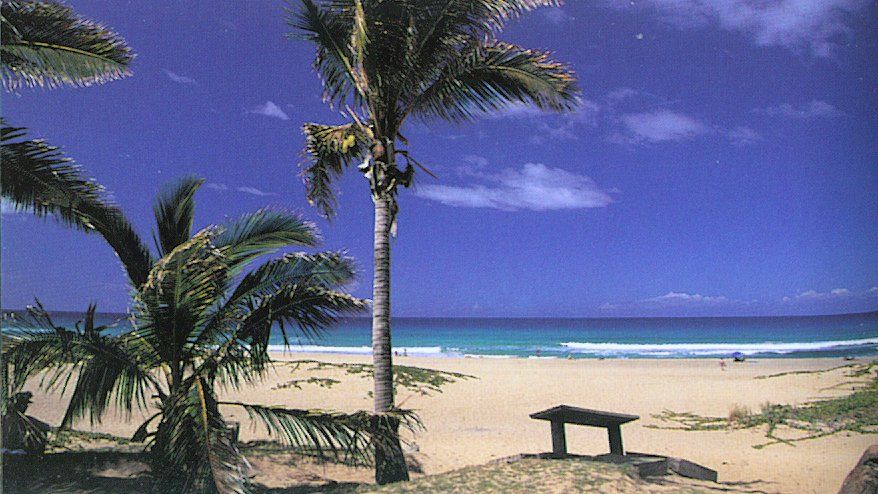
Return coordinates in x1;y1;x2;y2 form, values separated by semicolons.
719;359;727;371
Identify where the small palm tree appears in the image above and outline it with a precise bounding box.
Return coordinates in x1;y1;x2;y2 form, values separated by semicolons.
4;177;413;493
289;0;580;482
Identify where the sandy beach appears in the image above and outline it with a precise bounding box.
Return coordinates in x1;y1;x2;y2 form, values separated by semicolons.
24;355;876;493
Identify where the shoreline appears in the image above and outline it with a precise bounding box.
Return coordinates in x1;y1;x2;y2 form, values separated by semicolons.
263;345;878;360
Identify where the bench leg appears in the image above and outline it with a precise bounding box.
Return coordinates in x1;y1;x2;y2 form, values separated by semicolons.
608;425;624;455
550;421;567;458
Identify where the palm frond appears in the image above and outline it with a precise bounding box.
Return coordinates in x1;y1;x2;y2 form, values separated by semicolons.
413;0;560;43
1;121;154;286
195;251;361;375
413;39;579;122
349;0;369;93
204;284;366;387
1;392;48;453
225;402;420;466
87;205;154;288
286;0;362;105
228;251;358;303
406;0;561;80
153;378;248;494
203;288;365;389
2;302;158;428
301;122;372;218
240;285;366;348
131;411;162;443
1;121;106;229
1;0;134;90
135;229;230;372
153;176;203;258
213;208;319;275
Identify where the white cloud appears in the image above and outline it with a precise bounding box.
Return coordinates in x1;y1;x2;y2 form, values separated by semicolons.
728;126;761;146
619;0;869;57
542;7;573;24
455;155;490;177
205;183;230;191
206;183;276;196
754;100;842;119
620;110;709;143
162;69;196;84
416;163;614;211
532;122;579;144
792;288;853;301
529;100;602;144
247;101;290;121
569;99;602;126
488;99;600;125
642;291;730;305
606;87;639;102
236;186;276;197
462;155;488;169
796;289;822;300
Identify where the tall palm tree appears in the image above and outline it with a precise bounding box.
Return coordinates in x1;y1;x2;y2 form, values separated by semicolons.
289;0;580;482
1;0;139;247
3;177;415;493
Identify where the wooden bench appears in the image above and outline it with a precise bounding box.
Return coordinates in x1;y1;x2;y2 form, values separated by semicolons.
530;405;639;457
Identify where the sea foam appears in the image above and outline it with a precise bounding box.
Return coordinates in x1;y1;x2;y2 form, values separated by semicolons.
267;345;445;356
560;337;878;356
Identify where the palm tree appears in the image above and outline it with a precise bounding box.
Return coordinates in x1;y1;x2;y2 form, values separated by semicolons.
1;1;140;246
289;0;580;482
3;177;415;493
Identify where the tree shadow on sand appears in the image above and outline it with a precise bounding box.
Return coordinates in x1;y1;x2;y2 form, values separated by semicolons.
643;475;780;494
2;451;153;494
1;450;370;494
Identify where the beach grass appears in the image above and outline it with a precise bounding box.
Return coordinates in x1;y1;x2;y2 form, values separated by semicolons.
279;360;476;397
649;359;878;447
355;457;720;494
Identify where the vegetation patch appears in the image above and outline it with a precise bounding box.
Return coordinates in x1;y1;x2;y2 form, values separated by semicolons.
46;429;136;452
279;360;476;397
649;360;878;448
355;458;719;494
754;360;877;380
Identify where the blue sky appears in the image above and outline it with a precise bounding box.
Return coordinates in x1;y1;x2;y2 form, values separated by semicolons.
2;0;877;317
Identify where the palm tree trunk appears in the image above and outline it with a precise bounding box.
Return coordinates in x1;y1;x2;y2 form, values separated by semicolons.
371;192;409;484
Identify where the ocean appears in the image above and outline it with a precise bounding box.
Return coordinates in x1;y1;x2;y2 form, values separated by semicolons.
3;310;878;359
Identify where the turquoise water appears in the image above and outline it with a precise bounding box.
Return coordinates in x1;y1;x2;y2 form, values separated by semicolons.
4;310;878;359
